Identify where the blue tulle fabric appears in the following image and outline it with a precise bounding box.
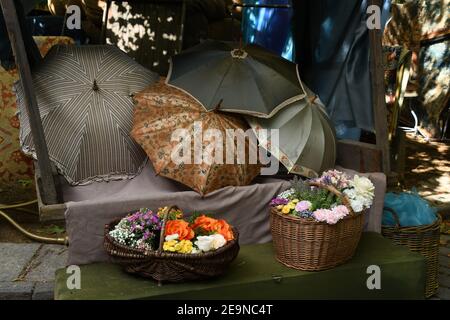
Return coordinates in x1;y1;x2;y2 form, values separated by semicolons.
383;191;437;227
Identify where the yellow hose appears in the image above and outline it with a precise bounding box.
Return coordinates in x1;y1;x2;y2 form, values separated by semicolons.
0;199;38;209
0;200;68;245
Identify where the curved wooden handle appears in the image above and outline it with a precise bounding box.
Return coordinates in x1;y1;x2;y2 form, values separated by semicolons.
383;206;401;228
307;181;354;215
157;205;181;254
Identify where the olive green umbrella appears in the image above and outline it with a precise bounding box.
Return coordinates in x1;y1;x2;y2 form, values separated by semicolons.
246;84;336;178
166;40;306;118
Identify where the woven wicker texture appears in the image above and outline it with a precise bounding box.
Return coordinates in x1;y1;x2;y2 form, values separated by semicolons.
382;208;441;298
270;182;365;271
104;206;240;283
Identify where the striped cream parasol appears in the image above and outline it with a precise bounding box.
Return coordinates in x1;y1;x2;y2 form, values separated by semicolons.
14;45;158;185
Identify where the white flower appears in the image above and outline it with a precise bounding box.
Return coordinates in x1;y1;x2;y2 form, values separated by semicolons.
349;198;364;213
109;228;132;245
165;233;179;241
343;188;356;198
343;175;375;212
116;219;129;230
191;247;200;254
278;188;295;199
195;234;226;252
350;175;375;199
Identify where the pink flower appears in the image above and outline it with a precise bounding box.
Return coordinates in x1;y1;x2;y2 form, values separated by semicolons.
313;207;348;225
332;205;349;219
317;170;350;189
313;209;333;223
295;200;312;213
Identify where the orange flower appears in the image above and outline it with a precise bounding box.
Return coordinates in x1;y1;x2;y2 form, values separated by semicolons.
212;219;234;241
190;215;218;232
165;220;194;240
191;215;234;241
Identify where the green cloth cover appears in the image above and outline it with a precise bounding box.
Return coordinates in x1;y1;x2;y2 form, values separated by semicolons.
55;232;425;300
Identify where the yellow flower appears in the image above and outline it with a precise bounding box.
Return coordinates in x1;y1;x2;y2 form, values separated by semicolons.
163;240;178;252
287;202;296;209
281;205;291;214
292;199;299;203
158;207;168;217
174;240;193;254
276;205;284;210
163;239;194;254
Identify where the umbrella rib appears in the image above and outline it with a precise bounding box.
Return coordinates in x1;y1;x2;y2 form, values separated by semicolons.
101;93;148;169
248;58;306;117
46;91;93;175
209;62;235;110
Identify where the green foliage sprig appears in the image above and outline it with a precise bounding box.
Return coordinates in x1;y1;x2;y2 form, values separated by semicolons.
290;177;341;211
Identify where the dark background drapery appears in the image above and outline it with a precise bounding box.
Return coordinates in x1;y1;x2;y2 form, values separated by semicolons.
292;0;375;133
0;0;41;70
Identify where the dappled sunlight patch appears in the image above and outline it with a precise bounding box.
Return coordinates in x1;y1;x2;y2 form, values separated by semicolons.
412;166;435;174
104;1;183;74
403;133;450;205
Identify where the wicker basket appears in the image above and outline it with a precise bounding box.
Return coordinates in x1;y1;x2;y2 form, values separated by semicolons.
382;207;441;298
104;206;240;283
270;181;365;271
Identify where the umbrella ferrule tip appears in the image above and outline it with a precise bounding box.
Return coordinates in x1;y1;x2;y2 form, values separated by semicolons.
230;48;248;59
92;80;99;91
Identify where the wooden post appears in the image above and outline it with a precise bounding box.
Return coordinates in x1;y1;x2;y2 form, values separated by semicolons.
0;0;61;204
178;0;186;53
368;0;391;175
100;0;110;44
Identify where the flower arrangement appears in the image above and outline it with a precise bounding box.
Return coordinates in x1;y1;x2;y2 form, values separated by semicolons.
163;211;234;254
108;208;162;251
271;170;375;224
109;206;235;255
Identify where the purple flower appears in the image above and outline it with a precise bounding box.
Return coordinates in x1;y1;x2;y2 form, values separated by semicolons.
322;176;332;185
295;200;312;212
297;210;313;219
127;213;138;222
270;197;289;206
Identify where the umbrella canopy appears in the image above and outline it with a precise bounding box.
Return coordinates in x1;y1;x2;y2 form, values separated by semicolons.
15;44;159;185
247;85;336;178
131;80;261;195
166;40;305;118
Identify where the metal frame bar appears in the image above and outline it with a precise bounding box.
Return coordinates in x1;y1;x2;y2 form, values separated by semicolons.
0;0;61;205
368;0;391;174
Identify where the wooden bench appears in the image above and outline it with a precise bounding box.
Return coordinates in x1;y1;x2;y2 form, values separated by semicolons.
54;232;426;300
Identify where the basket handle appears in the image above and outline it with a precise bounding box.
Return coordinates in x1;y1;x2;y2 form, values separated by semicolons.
156;205;181;254
383;206;401;228
307;181;354;215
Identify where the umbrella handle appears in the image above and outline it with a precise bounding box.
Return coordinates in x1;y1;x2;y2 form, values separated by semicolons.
383;206;401;229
